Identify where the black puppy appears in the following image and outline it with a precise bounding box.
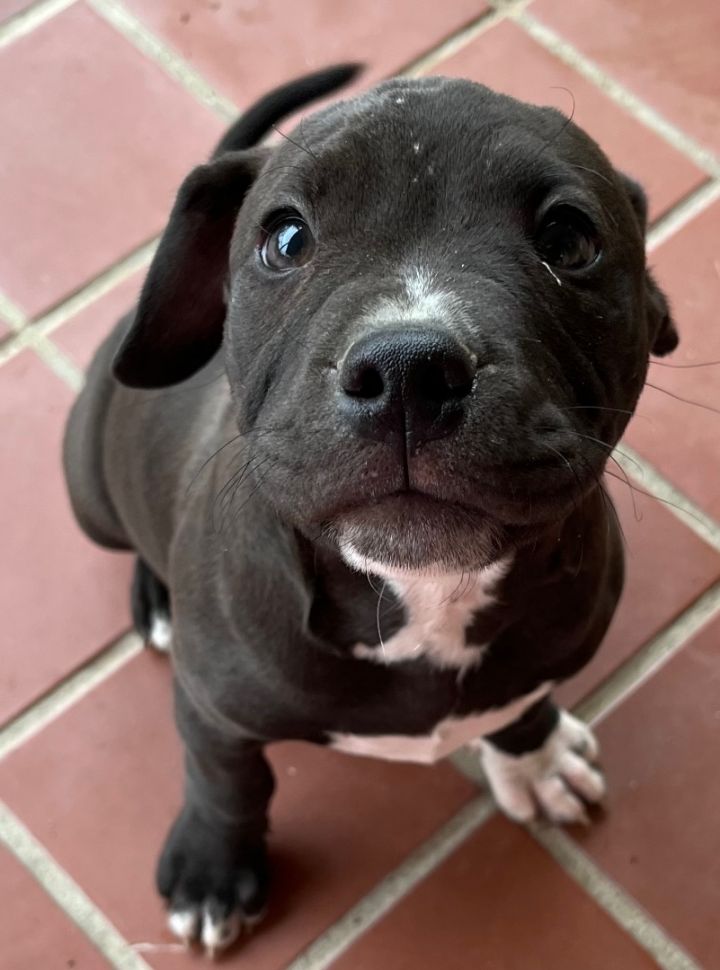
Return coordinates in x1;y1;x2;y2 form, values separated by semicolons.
64;64;677;955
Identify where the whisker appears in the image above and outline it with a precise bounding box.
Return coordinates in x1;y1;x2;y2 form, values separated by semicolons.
375;580;388;658
558;405;636;417
649;359;720;369
602;469;708;530
271;124;318;161
644;381;720;416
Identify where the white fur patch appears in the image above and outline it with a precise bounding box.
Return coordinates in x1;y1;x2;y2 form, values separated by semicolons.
330;682;551;764
168;904;263;957
148;613;172;652
342;547;509;672
479;710;605;825
363;267;471;337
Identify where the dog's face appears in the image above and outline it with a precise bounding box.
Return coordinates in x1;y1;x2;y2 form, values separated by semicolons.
116;77;677;571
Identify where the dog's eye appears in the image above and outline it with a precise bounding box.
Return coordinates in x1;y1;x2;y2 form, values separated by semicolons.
260;216;315;271
535;205;601;271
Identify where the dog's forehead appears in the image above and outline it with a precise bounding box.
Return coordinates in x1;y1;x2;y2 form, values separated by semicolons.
260;76;619;211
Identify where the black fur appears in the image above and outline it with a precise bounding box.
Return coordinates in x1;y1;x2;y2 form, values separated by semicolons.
63;67;676;938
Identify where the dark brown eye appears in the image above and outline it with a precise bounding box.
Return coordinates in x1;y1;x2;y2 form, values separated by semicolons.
260;215;315;271
535;205;601;271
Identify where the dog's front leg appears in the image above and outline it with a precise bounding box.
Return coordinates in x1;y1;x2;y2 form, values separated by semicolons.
478;697;606;826
158;680;275;956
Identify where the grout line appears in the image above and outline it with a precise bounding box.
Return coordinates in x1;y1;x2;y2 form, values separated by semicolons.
29;237;156;340
532;827;702;970
511;10;720;178
285;796;495;970
617;446;720;553
647;178;720;251
0;291;26;330
576;580;720;726
0;632;142;760
0;0;75;48
398;5;511;77
32;335;85;391
0;236;155;371
0;802;152;969
88;0;237;119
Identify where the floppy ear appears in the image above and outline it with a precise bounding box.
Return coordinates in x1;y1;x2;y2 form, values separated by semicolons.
113;147;269;388
620;173;679;357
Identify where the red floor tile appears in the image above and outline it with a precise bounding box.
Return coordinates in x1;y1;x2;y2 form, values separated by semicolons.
573;613;720;967
0;2;222;318
0;0;31;22
53;271;145;371
1;846;108;970
122;0;488;107
557;475;720;709
533;0;720;155
625;200;720;519
0;351;132;725
433;19;704;221
0;651;476;969
333;815;657;970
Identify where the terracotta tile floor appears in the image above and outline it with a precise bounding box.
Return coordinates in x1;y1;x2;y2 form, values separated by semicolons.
1;1;718;968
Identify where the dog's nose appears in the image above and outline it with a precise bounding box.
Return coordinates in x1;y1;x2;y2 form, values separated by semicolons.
339;328;475;449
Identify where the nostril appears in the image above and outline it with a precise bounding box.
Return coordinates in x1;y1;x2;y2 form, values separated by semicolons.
343;364;385;400
418;358;474;404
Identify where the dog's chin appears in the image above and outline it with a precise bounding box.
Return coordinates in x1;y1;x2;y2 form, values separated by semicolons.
332;493;500;574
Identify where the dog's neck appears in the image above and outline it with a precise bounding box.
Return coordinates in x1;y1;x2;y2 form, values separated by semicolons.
339;547;512;672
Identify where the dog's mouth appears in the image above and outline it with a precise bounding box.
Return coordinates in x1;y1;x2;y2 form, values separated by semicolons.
331;488;501;572
327;458;600;572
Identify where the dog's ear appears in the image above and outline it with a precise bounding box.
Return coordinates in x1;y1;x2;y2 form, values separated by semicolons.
113;148;269;388
620;173;679;357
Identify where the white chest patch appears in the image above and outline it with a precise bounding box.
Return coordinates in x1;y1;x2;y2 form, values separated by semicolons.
342;553;510;672
330;682;551;765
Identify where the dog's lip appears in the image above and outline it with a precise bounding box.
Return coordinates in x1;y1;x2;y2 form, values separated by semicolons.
332;487;482;520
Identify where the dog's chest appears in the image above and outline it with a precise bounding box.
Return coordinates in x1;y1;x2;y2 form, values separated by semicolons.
327;560;540;766
351;562;507;671
329;681;550;764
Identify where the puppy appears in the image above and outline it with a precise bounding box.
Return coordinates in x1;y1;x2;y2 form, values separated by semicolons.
63;63;678;955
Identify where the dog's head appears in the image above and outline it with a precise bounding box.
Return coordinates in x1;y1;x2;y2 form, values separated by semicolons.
115;76;677;571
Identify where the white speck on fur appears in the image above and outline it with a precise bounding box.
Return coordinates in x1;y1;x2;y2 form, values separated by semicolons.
541;261;563;286
479;710;605;825
413;142;420;153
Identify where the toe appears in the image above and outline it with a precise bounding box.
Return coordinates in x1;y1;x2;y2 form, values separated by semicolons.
559;751;606;804
561;712;600;763
493;779;538;823
201;902;242;958
534;775;590;826
168;906;201;946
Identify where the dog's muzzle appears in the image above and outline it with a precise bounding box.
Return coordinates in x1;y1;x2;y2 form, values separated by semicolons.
337;327;476;452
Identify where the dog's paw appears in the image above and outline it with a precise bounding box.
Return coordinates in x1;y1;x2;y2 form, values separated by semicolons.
479;710;605;826
157;810;269;957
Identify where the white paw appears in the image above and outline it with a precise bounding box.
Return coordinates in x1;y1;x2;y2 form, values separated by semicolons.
480;710;605;826
168;903;262;958
148;612;172;652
